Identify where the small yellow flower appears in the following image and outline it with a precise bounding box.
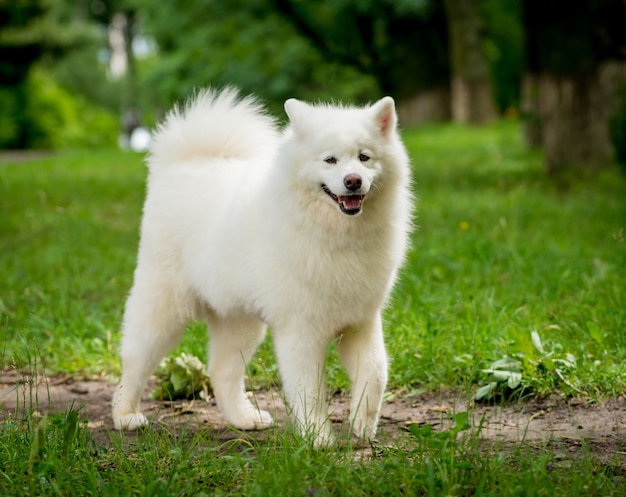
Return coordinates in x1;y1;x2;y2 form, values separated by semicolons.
459;221;469;230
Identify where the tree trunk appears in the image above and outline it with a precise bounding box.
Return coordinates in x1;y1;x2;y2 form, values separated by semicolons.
444;0;498;123
397;86;451;126
534;69;614;173
522;0;626;173
109;10;141;145
520;73;542;148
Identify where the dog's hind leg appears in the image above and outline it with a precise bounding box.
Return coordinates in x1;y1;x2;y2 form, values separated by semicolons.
337;312;388;440
112;276;189;431
206;314;273;430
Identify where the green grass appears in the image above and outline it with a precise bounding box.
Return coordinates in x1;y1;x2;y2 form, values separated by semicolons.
1;123;626;495
1;150;144;374
0;404;623;496
388;123;626;398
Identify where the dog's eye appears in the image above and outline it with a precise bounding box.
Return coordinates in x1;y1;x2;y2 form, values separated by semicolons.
324;156;338;165
359;153;370;162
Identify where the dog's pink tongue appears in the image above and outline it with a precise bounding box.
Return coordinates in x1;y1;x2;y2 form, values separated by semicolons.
338;195;364;210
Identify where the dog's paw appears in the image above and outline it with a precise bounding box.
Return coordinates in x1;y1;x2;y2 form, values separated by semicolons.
229;407;274;431
251;409;274;430
112;411;149;431
311;427;336;449
351;415;378;441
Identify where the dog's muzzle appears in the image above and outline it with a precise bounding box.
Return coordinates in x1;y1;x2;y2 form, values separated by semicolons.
321;184;365;216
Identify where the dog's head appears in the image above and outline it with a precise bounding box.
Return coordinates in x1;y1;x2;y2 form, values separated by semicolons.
283;97;399;217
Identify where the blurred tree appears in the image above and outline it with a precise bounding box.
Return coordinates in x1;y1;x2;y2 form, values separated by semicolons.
0;0;61;147
44;0;122;113
480;0;524;114
77;0;141;141
522;0;626;173
128;0;454;124
109;0;529;127
0;0;56;86
273;0;452;124
134;0;382;119
81;0;525;130
0;0;109;148
611;87;626;172
443;0;497;123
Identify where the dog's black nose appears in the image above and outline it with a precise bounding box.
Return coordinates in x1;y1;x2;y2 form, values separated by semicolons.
344;174;362;191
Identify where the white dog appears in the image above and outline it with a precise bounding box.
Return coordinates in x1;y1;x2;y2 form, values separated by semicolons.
112;88;412;445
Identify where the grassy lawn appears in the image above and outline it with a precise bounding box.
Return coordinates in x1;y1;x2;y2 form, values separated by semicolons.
1;122;625;495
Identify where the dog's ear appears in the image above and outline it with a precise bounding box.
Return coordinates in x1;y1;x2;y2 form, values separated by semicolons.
284;99;309;134
371;96;397;137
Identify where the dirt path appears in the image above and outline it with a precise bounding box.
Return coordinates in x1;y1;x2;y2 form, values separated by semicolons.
1;370;624;464
0;151;55;165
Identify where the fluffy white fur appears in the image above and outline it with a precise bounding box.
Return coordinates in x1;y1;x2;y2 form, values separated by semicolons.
112;88;413;445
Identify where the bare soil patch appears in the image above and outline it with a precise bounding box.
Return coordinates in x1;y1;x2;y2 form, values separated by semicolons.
0;151;54;165
1;370;624;465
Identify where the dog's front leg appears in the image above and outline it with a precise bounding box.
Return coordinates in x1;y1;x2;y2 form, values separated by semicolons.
337;312;388;440
272;328;334;446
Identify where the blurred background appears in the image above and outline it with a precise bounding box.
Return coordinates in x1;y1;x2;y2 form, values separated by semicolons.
1;0;625;174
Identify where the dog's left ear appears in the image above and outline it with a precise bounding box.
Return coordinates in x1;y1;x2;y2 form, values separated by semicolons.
371;96;397;137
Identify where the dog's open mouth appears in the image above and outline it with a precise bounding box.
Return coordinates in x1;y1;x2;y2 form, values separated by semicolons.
322;184;364;216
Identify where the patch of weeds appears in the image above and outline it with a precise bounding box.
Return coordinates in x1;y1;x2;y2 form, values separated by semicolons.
402;411;486;495
27;409;90;473
0;407;100;495
474;356;526;401
475;330;578;401
151;353;212;401
407;411;472;448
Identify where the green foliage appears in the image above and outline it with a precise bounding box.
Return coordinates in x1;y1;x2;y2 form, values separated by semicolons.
474;355;524;401
152;353;213;401
51;40;123;114
0;86;21;145
137;0;380;115
0;0;118;149
0;0;50;85
3;0;529;146
481;0;524;111
133;0;522;116
475;330;579;401
23;67;119;149
0;67;118;149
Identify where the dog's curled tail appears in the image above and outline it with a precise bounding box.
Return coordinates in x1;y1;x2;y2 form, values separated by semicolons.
148;87;279;169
